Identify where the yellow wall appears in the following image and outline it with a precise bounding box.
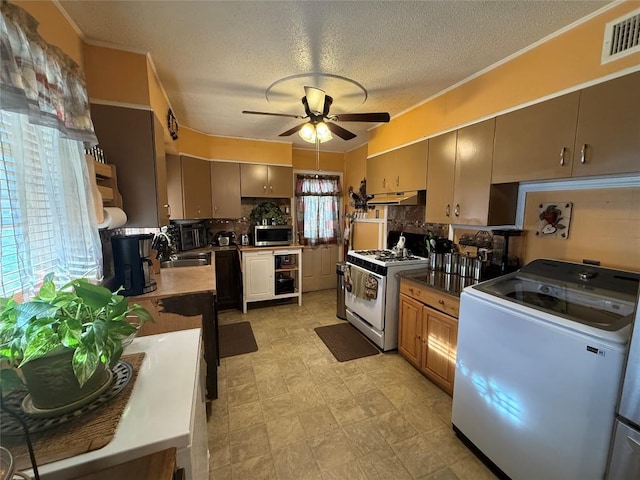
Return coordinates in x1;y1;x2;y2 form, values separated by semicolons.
292;148;345;172
84;44;150;106
522;188;640;272
16;0;84;67
369;1;640;155
147;58;180;154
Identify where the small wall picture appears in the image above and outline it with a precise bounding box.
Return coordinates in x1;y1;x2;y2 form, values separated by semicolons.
536;202;572;239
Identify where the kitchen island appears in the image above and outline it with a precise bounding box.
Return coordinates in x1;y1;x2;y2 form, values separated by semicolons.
24;329;209;480
130;263;218;400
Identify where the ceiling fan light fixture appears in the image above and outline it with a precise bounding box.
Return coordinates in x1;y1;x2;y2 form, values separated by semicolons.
315;122;333;143
298;121;333;144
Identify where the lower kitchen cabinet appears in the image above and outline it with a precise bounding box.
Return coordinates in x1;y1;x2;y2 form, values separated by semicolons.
241;247;302;313
214;248;242;310
398;278;459;395
302;244;338;292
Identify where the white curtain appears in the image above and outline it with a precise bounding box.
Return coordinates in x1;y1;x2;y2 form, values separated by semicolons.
0;111;101;300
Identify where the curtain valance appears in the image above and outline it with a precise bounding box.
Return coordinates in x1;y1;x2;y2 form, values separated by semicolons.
0;1;97;144
295;175;342;197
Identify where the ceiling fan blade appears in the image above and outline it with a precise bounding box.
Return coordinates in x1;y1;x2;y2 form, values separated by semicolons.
278;123;305;137
326;122;356;141
333;112;391;123
242;110;304;119
304;86;326;115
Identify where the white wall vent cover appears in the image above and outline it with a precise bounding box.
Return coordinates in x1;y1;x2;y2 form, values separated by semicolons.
601;8;640;64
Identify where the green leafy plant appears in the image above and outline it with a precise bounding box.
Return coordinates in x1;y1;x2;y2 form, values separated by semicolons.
0;273;153;389
249;202;288;225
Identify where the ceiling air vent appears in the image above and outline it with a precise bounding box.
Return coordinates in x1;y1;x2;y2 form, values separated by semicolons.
601;8;640;64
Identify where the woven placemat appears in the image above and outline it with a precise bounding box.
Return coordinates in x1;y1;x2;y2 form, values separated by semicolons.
1;352;146;471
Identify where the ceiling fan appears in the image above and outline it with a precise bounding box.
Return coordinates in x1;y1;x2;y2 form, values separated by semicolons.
242;86;390;141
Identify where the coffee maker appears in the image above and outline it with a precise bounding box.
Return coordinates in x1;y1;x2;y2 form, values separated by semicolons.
111;234;157;296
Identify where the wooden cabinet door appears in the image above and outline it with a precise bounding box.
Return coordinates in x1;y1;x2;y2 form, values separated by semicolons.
181;156;212;219
244;252;273;300
398;294;423;368
453;118;495;225
301;247;319;292
268;166;293;197
211;162;241;218
215;249;241;310
426;131;456;223
166;154;184;220
318;244;338;290
240;164;269;197
493;92;579;183
153;114;170;226
366;151;394;194
396;140;428;192
572;71;640;177
421;305;457;395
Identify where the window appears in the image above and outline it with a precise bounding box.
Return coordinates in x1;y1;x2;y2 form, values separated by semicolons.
0;111;101;300
295;174;341;245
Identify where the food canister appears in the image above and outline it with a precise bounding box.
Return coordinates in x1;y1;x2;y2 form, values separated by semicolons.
472;256;484;281
444;252;459;274
429;253;443;271
459;253;472;278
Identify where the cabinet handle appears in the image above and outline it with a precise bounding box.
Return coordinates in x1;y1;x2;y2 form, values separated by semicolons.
383;178;386;188
454;204;460;217
580;144;587;164
263;185;267;191
270;185;273;192
395;176;399;187
445;204;451;217
408;287;414;294
559;147;566;166
164;204;171;217
214;204;218;212
438;299;445;305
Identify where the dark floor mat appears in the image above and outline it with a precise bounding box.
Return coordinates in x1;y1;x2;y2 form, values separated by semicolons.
219;321;258;358
314;322;380;362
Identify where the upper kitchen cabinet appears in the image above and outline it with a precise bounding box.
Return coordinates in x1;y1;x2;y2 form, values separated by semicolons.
367;141;428;194
166;155;213;220
90;104;170;227
181;156;213;219
210;162;241;218
426;131;456;224
571;71;640;178
492;92;580;183
240;164;293;198
427;121;517;226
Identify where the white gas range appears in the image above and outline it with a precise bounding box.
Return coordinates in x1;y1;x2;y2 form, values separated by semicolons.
345;246;430;351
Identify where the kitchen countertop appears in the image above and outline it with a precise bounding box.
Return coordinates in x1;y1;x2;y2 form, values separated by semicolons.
130;263;216;300
398;268;479;297
237;244;303;252
26;329;203;480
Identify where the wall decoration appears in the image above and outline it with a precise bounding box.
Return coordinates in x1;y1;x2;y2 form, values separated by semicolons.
167;108;179;140
536;202;572;239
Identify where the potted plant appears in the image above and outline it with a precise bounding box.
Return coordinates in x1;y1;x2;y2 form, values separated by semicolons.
0;274;153;411
249;201;288;225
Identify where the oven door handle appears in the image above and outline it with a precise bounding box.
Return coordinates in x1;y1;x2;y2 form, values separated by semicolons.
347;263;385;281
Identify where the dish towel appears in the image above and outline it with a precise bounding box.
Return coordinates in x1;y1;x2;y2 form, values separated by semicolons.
364;275;378;300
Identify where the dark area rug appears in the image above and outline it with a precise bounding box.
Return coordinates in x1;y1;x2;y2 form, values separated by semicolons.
219;322;258;358
315;322;380;362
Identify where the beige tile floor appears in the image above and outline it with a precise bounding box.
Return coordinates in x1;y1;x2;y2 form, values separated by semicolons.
208;290;498;480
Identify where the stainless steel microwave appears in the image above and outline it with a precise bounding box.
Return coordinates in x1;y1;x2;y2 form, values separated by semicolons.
254;225;293;246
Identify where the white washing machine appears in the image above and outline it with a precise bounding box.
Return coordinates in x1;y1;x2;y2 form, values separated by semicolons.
452;259;639;480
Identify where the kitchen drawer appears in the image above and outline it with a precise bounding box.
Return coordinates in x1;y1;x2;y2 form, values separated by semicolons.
400;279;460;318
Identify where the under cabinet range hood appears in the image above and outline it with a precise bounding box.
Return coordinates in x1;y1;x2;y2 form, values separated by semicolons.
367;191;426;206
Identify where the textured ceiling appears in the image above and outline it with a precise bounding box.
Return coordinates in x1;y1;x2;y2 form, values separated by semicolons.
58;0;611;152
